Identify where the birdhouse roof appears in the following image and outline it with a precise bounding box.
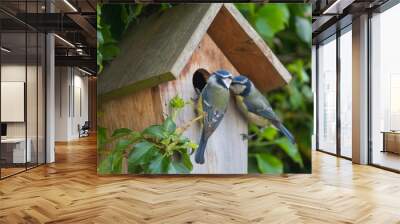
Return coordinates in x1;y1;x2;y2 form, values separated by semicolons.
98;3;292;100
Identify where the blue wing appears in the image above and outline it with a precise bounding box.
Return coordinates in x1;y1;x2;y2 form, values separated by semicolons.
243;95;295;144
243;97;280;123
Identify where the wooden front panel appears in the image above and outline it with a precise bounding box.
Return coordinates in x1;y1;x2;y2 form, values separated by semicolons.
159;33;248;174
98;87;163;136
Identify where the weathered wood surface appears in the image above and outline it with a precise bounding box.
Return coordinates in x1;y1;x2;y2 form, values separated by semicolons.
98;3;291;100
98;87;163;137
159;34;248;174
98;4;222;100
208;4;292;92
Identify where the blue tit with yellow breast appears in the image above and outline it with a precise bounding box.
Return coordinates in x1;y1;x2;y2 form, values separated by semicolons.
230;75;295;144
195;69;233;164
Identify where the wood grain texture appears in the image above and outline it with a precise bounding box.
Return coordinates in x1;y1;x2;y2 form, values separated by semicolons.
98;3;290;99
98;4;221;99
98;86;163;136
208;4;292;92
159;34;248;174
1;136;400;223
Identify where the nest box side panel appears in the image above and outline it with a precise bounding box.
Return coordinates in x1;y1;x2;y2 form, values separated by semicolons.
98;87;163;136
159;34;248;174
208;4;292;92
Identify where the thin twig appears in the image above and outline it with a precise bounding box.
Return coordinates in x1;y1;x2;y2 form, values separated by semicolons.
176;113;205;134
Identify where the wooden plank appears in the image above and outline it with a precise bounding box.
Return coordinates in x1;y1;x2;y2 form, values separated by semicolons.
98;87;163;136
159;34;248;174
3;137;400;223
99;3;291;99
208;3;292;92
98;4;222;100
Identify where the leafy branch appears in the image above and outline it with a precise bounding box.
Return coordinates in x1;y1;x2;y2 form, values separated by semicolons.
98;96;199;174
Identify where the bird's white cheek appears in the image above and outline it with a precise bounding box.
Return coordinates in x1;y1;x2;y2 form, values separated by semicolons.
230;85;245;94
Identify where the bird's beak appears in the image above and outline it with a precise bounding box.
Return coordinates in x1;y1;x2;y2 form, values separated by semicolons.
223;78;232;88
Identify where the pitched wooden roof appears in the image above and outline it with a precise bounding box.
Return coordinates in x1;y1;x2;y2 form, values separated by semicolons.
98;3;292;100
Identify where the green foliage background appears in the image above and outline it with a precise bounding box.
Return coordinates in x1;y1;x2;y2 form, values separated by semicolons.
97;3;312;174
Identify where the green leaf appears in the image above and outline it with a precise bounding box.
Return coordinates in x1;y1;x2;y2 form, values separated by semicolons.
101;44;120;61
97;127;108;150
98;156;111;174
111;152;123;173
274;137;303;167
142;125;165;139
295;16;311;43
128;141;156;165
180;151;193;171
97;30;104;46
248;155;259;173
168;161;190;174
255;153;283;174
163;117;176;134
256;4;289;39
111;128;133;138
98;151;123;174
148;154;170;174
169;95;186;109
115;139;133;153
262;127;278;141
289;86;303;109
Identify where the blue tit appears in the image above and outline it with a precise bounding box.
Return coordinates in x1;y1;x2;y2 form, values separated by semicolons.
195;69;233;164
230;75;295;144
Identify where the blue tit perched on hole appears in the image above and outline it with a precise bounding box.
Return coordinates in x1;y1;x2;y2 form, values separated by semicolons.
195;69;233;164
230;75;296;144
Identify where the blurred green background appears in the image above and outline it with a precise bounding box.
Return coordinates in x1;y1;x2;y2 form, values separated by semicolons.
97;3;312;174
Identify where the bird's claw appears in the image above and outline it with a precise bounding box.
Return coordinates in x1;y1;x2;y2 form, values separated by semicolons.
241;133;257;140
191;96;199;102
241;133;249;140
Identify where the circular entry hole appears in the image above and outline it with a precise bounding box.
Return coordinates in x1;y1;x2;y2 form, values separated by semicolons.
192;69;210;93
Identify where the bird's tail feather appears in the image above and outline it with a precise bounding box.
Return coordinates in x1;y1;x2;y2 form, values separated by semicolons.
276;123;295;145
195;133;208;164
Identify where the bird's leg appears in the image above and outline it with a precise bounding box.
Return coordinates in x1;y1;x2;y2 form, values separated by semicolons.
191;93;200;102
241;126;269;140
240;133;250;140
241;133;258;140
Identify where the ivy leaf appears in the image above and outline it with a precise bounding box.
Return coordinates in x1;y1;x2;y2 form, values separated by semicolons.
97;127;108;150
168;161;190;174
255;153;283;174
148;154;170;174
262;127;278;141
295;16;311;44
256;4;289;39
101;44;120;61
98;151;123;174
115;139;134;153
112;128;133;138
274;137;303;167
181;151;193;171
111;152;123;173
163;117;176;134
97;30;104;46
248;155;259;173
142;125;165;139
128;141;156;165
98;155;112;174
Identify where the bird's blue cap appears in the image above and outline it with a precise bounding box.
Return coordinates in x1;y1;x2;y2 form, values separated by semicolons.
232;75;249;84
214;69;232;79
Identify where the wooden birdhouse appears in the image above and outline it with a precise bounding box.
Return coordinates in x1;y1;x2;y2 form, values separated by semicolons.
98;3;291;174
